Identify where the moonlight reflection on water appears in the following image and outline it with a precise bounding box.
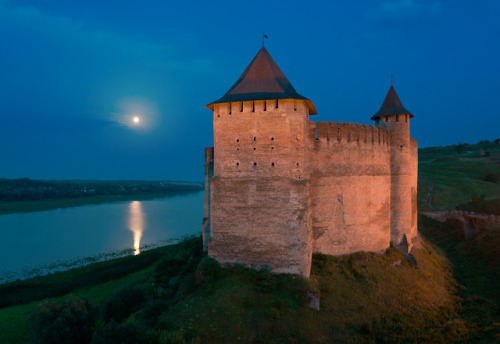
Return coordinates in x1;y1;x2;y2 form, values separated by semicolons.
128;201;145;255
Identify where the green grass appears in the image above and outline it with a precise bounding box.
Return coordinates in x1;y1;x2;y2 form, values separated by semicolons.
418;141;500;210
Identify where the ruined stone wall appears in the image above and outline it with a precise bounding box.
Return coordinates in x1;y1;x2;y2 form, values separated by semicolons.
410;137;418;243
308;122;392;255
208;99;313;276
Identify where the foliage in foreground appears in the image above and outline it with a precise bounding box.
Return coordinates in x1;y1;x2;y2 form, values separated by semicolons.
4;213;498;344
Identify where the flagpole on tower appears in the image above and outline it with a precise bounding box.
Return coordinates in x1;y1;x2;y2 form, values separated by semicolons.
262;33;268;47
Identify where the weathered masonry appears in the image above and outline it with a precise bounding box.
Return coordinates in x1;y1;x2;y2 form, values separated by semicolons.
202;47;418;277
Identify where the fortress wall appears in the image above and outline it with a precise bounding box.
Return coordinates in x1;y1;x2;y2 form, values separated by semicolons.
213;99;310;180
202;147;214;251
209;177;311;275
308;121;392;255
386;115;412;250
209;99;312;276
410;137;419;243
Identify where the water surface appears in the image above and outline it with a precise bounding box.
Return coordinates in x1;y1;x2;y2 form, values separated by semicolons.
0;192;203;281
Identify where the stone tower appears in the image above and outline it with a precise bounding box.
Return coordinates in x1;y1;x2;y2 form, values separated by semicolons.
371;84;418;253
202;47;418;276
204;47;317;276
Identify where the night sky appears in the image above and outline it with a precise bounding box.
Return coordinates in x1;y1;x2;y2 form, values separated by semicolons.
1;0;499;182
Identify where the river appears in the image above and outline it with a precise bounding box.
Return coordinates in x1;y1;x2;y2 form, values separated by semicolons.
0;192;204;282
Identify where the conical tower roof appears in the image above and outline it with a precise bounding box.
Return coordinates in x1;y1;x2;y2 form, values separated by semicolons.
206;47;317;114
371;84;413;120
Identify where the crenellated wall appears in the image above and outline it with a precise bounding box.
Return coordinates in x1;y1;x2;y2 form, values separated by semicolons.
307;121;392;255
208;99;313;276
205;100;418;276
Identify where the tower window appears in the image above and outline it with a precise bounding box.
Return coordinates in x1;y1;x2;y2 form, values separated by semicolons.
385;116;388;123
236;162;239;166
240;102;243;112
254;162;257;166
264;101;267;111
396;115;399;122
272;162;275;166
296;162;300;167
275;99;279;108
253;137;256;142
236;139;239;143
271;137;274;141
252;101;255;112
253;147;256;150
229;103;232;115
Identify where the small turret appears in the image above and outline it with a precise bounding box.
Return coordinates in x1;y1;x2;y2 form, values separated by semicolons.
373;84;416;254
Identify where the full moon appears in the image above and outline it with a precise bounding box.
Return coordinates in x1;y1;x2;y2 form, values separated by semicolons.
133;116;140;124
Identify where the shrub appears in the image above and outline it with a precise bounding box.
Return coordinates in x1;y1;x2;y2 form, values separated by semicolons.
483;174;498;183
92;320;147;344
255;268;278;293
30;295;99;344
154;258;185;286
197;257;224;281
104;286;147;322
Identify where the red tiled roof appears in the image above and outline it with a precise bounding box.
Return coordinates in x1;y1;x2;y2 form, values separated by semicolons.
371;85;413;120
206;47;317;114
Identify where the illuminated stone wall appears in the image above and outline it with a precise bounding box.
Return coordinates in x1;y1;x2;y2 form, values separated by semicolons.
204;100;418;276
308;122;392;255
208;99;313;276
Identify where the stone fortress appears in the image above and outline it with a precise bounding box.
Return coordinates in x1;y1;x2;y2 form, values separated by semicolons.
202;46;418;277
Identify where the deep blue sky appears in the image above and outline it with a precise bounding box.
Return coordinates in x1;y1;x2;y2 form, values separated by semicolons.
1;0;499;181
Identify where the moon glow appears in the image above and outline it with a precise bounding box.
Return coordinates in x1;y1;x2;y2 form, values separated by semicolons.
133;116;140;124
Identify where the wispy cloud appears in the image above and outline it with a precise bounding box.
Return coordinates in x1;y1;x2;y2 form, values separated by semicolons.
0;1;211;71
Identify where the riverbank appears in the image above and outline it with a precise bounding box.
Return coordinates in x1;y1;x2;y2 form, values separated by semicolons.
0;191;202;215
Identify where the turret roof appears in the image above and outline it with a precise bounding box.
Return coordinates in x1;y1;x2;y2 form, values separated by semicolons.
371;84;413;120
206;47;317;114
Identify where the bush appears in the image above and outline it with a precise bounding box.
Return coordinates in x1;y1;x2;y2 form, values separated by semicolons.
92;320;147;344
104;286;147;322
483;174;498;183
30;295;99;344
154;258;185;287
255;268;278;293
197;257;224;281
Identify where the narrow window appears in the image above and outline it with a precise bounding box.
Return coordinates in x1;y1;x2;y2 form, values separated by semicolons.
396;115;399;122
271;137;274;141
236;162;239;166
254;162;257;166
252;101;255;112
294;100;297;111
264;101;267;111
296;162;300;167
272;162;275;166
275;99;279;108
385;116;388;123
253;137;256;142
236;139;239;143
405;115;408;122
240;102;243;112
253;147;256;150
229;103;232;115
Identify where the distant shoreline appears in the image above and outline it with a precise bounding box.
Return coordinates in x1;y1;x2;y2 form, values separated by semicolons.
0;188;203;215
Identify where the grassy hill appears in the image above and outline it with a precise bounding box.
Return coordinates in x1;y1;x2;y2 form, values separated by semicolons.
0;140;499;343
419;140;500;211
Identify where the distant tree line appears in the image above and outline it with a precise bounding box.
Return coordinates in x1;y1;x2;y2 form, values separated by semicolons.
0;178;203;201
